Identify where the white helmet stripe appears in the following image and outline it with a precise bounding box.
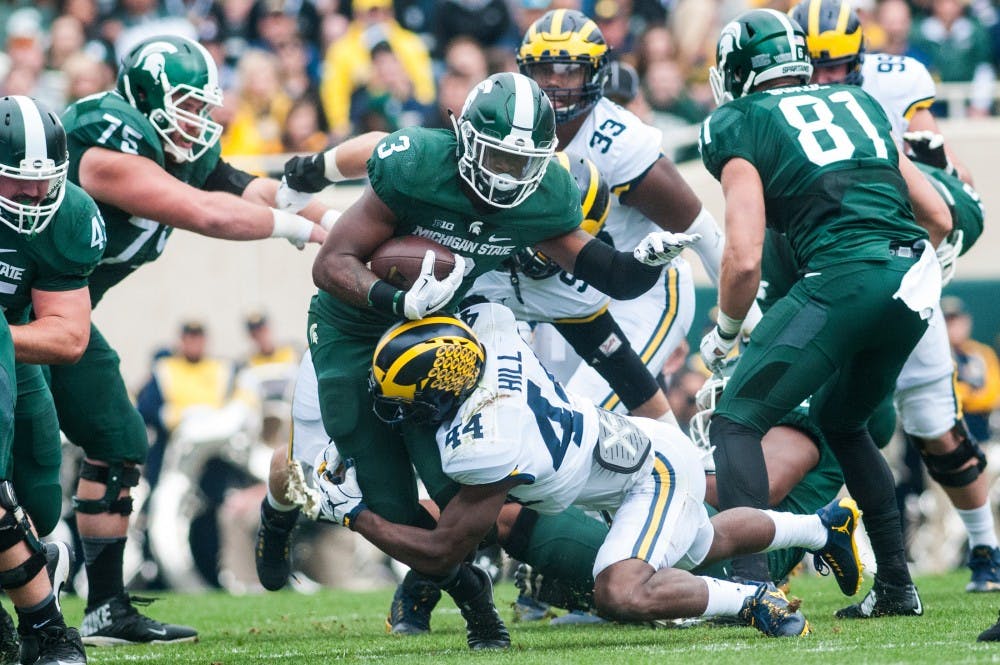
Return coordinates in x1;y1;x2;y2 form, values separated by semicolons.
12;96;47;164
509;73;535;145
190;39;221;96
760;8;799;50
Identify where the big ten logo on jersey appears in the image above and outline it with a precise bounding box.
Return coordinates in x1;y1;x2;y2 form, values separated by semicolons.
590;119;626;154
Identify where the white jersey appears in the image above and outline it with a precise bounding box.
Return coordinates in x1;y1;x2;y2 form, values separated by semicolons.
438;302;696;514
861;54;936;140
469;267;609;323
564;98;663;252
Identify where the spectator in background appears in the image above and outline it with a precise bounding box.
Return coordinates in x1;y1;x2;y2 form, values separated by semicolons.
421;69;472;129
104;0;199;61
643;58;707;162
275;36;317;102
2;8;47;99
320;0;434;140
283;96;330;152
876;0;925;58
349;41;429;132
911;0;996;117
593;0;636;58
220;49;293;158
244;312;298;369
61;0;103;40
247;0;322;50
61;50;115;102
512;0;579;36
442;35;489;85
634;23;677;78
432;0;517;59
944;297;1000;442
137;321;237;488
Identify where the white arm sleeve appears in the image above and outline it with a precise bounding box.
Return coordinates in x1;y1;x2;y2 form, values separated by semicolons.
684;207;725;286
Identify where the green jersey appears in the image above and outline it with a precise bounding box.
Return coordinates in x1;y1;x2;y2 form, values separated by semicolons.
0;182;105;325
700;84;926;271
315;127;582;337
61;91;221;307
916;162;984;254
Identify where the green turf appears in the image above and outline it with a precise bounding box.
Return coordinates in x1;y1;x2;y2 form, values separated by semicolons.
63;571;1000;664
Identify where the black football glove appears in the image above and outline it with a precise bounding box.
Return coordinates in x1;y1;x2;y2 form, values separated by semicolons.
283;153;331;193
902;130;950;170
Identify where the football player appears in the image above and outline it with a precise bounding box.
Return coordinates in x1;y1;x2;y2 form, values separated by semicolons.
312;303;866;637
791;0;998;599
0;96;95;665
515;9;744;417
299;71;696;649
698;8;950;619
56;35;329;646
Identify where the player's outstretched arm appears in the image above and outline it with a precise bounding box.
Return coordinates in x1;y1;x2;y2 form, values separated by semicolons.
78;147;323;246
537;228;663;300
12;287;91;364
907;108;973;185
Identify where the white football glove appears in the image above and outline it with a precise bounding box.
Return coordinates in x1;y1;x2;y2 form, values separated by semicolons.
633;232;702;266
935;229;964;287
275;176;315;214
402;252;467;320
699;326;738;373
313;445;367;527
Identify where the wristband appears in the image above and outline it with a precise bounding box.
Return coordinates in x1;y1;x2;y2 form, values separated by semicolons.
343;502;368;530
367;279;405;317
323;147;346;182
270;209;314;244
716;310;743;340
320;209;341;231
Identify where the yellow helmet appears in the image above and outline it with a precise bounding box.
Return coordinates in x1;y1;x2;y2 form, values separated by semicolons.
517;9;610;122
513;150;610;279
790;0;865;85
370;316;485;424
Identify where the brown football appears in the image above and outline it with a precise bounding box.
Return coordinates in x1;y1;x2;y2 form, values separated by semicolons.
369;236;457;290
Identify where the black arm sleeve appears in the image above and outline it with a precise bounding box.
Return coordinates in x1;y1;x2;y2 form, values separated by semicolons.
201;158;258;195
554;310;660;411
571;238;662;300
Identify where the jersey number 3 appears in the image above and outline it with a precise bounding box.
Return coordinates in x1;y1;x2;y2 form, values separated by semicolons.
779;92;888;167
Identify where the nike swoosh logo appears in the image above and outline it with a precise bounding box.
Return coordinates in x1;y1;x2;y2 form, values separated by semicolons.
488;235;511;242
149;628;167;636
32;619;52;630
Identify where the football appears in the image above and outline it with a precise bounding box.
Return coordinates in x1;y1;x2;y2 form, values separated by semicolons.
369;236;457;290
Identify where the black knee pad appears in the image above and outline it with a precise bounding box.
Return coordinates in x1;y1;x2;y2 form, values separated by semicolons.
0;481;46;590
72;461;141;515
913;420;987;488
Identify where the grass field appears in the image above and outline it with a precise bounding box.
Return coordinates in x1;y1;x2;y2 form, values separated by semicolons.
59;570;1000;665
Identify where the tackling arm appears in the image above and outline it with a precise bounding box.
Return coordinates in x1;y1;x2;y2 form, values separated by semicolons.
898;151;952;247
536;229;662;300
12;287;92;364
907;108;973;185
350;480;517;576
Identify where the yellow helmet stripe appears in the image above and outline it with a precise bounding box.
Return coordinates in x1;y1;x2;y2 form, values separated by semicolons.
550;8;566;35
580;160;599;219
808;0;822;37
835;0;851;34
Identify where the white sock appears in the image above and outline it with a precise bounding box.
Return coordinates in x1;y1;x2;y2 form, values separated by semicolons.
957;503;999;549
267;487;298;512
700;576;758;617
763;510;827;551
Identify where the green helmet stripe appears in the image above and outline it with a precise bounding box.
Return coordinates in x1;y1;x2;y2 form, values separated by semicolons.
510;73;536;145
12;96;47;164
761;8;799;54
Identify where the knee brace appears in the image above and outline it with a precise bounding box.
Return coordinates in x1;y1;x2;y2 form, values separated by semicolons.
0;481;46;589
72;461;141;515
913;419;987;488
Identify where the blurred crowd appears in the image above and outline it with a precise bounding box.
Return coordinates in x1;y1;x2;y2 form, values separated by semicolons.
3;0;999;168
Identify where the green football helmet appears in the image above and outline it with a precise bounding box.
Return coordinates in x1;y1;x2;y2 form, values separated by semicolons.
369;315;486;425
0;96;68;235
117;35;223;163
454;72;557;209
709;9;813;106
